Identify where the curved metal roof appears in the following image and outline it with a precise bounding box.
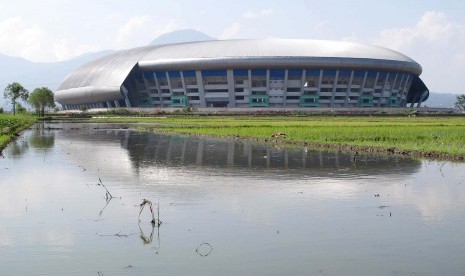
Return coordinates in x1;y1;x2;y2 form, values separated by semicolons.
56;39;423;105
139;39;421;73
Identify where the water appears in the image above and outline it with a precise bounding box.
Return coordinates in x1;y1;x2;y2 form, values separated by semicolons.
1;122;465;275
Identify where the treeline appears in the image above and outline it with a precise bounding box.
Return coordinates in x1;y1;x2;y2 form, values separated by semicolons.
2;82;55;117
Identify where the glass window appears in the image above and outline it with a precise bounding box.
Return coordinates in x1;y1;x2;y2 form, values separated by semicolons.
304;69;320;87
364;71;377;88
288;69;303;80
321;69;336;85
352;70;364;86
337;70;351;85
269;69;285;80
375;72;387;87
385;72;396;90
251;69;266;87
202;70;227;85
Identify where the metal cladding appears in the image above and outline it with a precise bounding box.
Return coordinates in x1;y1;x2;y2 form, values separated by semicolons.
55;39;428;108
138;39;422;74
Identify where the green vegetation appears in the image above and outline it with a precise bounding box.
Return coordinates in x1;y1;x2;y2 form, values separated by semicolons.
3;82;29;115
28;87;55;117
455;94;465;111
0;114;37;152
90;115;465;160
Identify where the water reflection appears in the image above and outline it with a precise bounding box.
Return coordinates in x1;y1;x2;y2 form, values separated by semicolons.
5;123;55;158
57;126;422;179
1;122;464;275
5;138;29;157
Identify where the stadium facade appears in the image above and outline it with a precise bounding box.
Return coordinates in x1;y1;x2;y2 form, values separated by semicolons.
55;39;429;110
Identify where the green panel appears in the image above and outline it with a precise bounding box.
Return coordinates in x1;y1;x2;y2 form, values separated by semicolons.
389;97;398;107
139;97;153;107
359;95;374;107
249;95;269;107
171;95;188;107
300;95;320;107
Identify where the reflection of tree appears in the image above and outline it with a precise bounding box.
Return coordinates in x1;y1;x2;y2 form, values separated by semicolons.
29;123;55;149
29;134;55;149
6;139;29;157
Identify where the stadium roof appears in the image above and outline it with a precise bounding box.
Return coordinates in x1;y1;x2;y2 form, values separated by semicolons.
56;39;424;104
58;39;422;87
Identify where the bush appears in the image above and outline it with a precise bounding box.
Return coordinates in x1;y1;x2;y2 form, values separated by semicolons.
0;107;3;114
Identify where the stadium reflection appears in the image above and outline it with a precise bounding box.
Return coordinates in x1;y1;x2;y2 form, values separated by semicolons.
60;126;422;178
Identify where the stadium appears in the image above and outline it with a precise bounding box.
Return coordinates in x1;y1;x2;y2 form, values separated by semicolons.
55;39;429;110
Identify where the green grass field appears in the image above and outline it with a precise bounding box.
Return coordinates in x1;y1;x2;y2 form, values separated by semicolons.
91;115;465;160
0;114;37;151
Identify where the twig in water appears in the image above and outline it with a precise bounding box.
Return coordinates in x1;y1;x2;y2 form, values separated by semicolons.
139;199;163;226
98;177;113;200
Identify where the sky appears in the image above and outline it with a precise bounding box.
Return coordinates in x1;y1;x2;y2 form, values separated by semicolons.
0;0;464;93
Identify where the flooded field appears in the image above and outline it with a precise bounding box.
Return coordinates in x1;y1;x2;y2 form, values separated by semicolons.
1;122;465;275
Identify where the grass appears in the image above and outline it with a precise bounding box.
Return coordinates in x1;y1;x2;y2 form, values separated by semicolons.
0;114;37;152
89;115;465;160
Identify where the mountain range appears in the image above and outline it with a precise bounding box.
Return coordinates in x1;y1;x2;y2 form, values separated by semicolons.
0;29;459;109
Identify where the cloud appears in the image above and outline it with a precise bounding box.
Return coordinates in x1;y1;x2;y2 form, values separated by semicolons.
0;17;48;61
116;15;151;44
0;17;103;62
219;22;241;40
373;11;465;93
220;8;274;40
242;8;274;19
53;39;101;61
115;16;179;48
375;11;455;50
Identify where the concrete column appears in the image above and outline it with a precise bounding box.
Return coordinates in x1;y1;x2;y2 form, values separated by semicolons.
300;69;306;97
330;70;340;108
381;72;390;107
180;71;187;93
317;70;323;96
165;72;173;102
283;69;289;107
345;71;354;107
227;69;235;108
195;70;206;107
121;85;131;107
373;72;380;107
154;73;163;107
266;69;270;96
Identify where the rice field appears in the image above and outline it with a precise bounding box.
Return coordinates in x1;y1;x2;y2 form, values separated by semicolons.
0;114;37;151
91;115;465;160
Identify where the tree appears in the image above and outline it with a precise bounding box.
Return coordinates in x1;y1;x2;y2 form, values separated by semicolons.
3;82;29;115
28;87;55;117
455;94;465;111
15;103;27;114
